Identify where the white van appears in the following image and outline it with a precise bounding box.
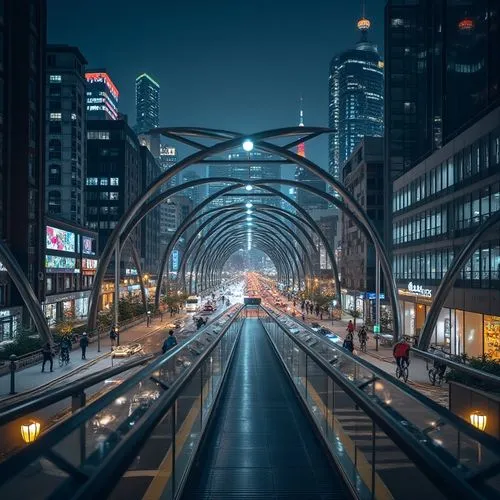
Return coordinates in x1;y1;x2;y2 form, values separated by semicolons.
185;296;201;312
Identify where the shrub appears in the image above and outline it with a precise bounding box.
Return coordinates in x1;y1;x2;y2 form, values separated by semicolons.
0;329;42;359
446;355;500;394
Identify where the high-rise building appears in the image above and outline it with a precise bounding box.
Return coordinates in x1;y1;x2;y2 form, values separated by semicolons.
328;16;384;184
85;120;142;280
0;0;47;338
85;70;119;120
159;145;178;188
293;102;327;211
386;1;500;358
135;73;160;134
46;45;87;224
181;171;202;204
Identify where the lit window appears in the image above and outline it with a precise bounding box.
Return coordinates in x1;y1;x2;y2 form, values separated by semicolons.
50;112;61;121
110;177;119;186
50;75;62;83
100;178;108;186
71;113;77;120
87;131;110;140
86;177;98;186
109;192;119;200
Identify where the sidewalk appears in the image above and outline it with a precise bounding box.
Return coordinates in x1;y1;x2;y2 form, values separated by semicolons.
0;312;182;399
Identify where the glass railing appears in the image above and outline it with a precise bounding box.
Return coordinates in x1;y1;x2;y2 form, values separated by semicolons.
0;305;245;500
260;306;500;500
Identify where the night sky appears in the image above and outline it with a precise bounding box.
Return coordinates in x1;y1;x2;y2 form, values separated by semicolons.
48;0;386;169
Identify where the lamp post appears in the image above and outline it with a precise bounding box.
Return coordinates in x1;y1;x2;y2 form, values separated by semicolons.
20;420;41;444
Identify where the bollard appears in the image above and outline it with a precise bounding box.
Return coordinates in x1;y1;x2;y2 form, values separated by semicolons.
375;334;379;352
9;354;17;395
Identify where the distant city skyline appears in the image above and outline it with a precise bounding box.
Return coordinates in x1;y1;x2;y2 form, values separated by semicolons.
47;0;386;169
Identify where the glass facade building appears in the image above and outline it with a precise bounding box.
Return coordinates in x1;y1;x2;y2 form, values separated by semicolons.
328;33;384;184
135;73;160;134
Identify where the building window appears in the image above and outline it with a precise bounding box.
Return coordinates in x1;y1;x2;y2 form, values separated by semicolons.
48;165;61;185
49;139;62;160
109;192;119;200
46;277;53;293
110;177;119;186
86;177;98;186
87;131;110;140
100;178;108;186
48;191;61;214
49;74;62;83
71;113;77;120
100;192;109;200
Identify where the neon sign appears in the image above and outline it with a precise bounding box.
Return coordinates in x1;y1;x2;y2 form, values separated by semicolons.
85;72;119;100
407;282;432;298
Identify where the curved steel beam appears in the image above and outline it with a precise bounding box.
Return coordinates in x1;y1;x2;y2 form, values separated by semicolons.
418;212;500;350
0;240;52;344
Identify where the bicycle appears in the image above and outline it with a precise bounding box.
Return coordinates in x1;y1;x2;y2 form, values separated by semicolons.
59;349;70;367
359;337;367;353
395;358;409;383
428;365;446;386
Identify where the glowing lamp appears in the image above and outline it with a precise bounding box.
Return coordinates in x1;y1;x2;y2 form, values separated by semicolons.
357;17;371;31
469;411;487;431
242;139;254;152
458;18;475;31
246;210;252;215
21;420;41;444
245;184;253;191
246;217;252;221
245;202;253;209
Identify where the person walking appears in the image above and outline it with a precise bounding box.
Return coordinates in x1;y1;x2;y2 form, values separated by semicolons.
80;332;89;360
162;330;178;353
347;320;355;335
343;333;355;353
41;343;54;372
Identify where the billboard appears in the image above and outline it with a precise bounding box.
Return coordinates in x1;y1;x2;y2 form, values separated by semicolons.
46;226;75;253
45;255;76;272
171;250;179;272
82;258;98;270
82;236;95;255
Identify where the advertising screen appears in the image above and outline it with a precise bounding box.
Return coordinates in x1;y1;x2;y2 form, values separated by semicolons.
46;226;75;252
45;255;76;271
82;236;95;255
82;258;98;270
171;250;179;272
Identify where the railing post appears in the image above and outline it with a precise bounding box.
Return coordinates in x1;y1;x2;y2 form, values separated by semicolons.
72;391;87;465
9;355;17;395
172;399;177;497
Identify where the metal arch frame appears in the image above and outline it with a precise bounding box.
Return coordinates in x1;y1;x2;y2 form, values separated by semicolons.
87;126;400;338
176;208;318;291
418;212;500;350
185;222;310;294
0;240;52;343
192;221;309;294
192;230;303;293
155;182;341;307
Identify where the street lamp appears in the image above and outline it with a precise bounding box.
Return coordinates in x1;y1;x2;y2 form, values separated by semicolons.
245;202;253;209
20;420;41;444
470;411;487;431
245;184;253;191
242;139;254;152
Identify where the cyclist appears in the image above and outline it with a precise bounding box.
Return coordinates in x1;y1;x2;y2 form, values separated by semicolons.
358;325;368;350
393;337;410;372
430;346;447;380
60;335;72;364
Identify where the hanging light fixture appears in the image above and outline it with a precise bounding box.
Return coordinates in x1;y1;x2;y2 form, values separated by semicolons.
20;420;41;444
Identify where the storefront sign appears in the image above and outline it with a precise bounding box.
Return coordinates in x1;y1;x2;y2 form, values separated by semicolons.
171;250;179;272
82;237;95;255
407;282;432;298
45;255;76;272
82;258;98;270
125;268;138;276
44;290;90;305
46;226;75;252
366;293;385;300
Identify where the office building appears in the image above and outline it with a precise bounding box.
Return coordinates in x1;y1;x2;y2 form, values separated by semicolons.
181;171;202;204
328;16;384;185
135;73;160;134
340;137;384;321
159;145;178;188
44;217;98;324
85;120;142;281
0;0;46;339
46;45;87;224
85;70;119;120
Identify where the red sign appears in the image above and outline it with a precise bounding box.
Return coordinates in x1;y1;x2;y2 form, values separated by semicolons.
85;72;119;100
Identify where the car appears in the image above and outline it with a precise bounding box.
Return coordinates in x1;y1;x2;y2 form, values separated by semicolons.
203;304;215;312
112;343;143;358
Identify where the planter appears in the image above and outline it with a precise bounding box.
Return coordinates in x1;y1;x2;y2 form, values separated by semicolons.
449;381;500;438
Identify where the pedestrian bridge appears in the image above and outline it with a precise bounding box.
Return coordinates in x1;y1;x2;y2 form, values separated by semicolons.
0;305;498;499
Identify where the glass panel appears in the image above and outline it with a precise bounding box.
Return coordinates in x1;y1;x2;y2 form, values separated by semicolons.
464;311;483;357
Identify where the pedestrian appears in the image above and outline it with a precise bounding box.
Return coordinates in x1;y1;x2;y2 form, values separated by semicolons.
302;313;305;321
80;332;89;360
110;326;118;346
162;330;178;353
320;310;323;320
347;320;355;334
41;343;54;372
343;333;355;353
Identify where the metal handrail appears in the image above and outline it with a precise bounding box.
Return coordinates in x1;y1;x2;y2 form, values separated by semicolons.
0;355;153;425
266;306;500;451
0;305;244;486
260;307;498;499
411;347;500;387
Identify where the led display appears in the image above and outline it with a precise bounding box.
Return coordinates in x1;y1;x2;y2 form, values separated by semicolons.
45;255;76;271
46;226;75;252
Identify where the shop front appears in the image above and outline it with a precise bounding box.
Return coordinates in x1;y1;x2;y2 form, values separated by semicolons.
0;306;23;343
44;290;91;323
398;281;500;357
341;289;365;320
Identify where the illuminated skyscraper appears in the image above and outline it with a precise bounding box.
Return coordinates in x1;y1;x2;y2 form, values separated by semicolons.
328;14;384;183
135;73;160;134
85;70;119;120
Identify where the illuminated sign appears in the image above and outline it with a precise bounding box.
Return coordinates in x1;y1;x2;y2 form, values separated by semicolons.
45;255;76;271
171;250;179;272
82;258;98;270
160;146;176;156
0;261;6;272
407;282;432;298
85;72;119;100
82;236;95;255
46;226;75;252
125;268;138;276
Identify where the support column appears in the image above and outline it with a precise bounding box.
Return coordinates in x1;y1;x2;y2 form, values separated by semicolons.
114;243;120;330
375;253;381;348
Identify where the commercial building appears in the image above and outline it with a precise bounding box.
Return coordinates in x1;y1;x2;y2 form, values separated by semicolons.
44;217;98;324
328;17;384;184
340;137;385;321
159;145;178;188
46;45;87;224
181;171;202;203
135;73;160;134
85;120;142;285
0;0;46;340
85;70;119;121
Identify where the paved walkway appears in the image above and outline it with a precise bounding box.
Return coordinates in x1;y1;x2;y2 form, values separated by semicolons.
0;313;182;399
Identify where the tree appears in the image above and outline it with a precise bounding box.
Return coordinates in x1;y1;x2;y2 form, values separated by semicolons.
347;308;362;328
55;310;75;337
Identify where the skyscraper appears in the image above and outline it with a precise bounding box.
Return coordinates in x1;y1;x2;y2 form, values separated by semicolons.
85;70;119;120
135;73;160;134
46;45;87;224
328;16;384;183
294;101;327;211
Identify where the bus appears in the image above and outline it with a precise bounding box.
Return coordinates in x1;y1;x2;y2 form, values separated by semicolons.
185;296;201;312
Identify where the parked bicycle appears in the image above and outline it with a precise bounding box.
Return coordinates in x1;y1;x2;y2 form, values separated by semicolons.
428;365;446;386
